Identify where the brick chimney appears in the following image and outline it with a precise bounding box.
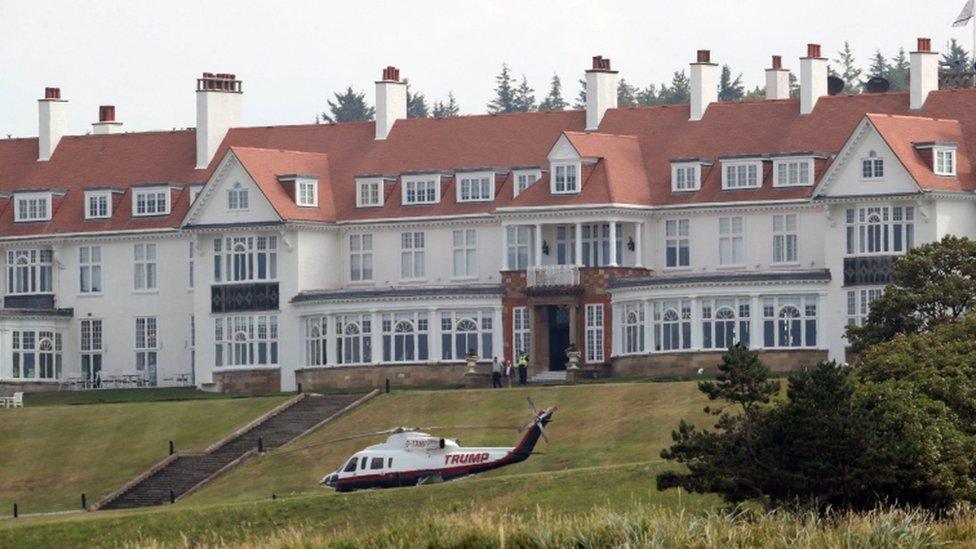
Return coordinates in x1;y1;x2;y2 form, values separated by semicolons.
800;43;827;115
689;50;718;121
585;55;618;131
196;72;242;169
38;87;68;161
375;66;407;140
765;55;790;100
910;38;938;110
92;105;123;135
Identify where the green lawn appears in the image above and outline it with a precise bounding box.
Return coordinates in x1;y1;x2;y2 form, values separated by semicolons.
187;382;713;505
0;394;290;513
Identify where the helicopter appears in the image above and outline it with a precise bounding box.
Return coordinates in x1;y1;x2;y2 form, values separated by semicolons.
319;398;555;492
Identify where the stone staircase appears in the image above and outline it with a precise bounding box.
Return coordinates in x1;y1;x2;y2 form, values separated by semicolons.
96;392;374;510
528;370;568;385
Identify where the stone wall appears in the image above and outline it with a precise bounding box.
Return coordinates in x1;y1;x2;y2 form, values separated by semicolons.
296;363;497;392
213;369;282;395
611;349;829;378
0;381;60;396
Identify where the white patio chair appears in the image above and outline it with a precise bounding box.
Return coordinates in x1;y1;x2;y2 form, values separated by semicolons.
10;392;24;408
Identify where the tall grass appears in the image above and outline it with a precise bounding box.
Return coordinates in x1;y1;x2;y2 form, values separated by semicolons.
129;504;976;548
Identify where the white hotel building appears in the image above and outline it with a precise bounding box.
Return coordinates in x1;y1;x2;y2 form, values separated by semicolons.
1;40;974;394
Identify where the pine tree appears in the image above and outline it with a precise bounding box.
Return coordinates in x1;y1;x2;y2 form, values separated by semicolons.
941;38;971;73
743;85;765;101
511;76;537;112
636;84;660;106
833;41;863;93
617;78;638;107
718;65;744;101
574;79;587;109
867;49;891;79
889;48;910;91
404;79;429;119
487;64;516;114
789;72;800;98
322;87;374;123
432;92;460;117
659;71;690;104
539;74;568;111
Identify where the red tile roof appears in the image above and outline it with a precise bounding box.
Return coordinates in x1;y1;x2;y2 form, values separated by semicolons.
228;147;335;222
866;113;972;192
2;89;976;237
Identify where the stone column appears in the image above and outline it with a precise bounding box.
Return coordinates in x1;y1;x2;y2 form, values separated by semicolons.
641;299;651;353
427;306;440;364
750;294;762;349
501;223;510;270
325;314;338;366
534;224;543;267
608;221;618;266
491;306;504;361
568;304;578;346
574;222;583;267
370;310;382;364
689;296;702;350
634;222;644;268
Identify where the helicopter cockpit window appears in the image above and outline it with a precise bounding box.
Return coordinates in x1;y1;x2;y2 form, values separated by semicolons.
388;457;393;468
343;458;358;473
370;457;384;470
360;456;368;470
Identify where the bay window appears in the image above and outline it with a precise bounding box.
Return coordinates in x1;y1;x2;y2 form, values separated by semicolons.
621;303;644;355
304;316;328;366
214;314;278;367
11;331;62;380
6;249;53;295
441;310;493;360
336;314;372;364
844;205;915;255
653;300;692;351
702;298;751;349
762;296;818;348
382;312;429;362
213;235;278;282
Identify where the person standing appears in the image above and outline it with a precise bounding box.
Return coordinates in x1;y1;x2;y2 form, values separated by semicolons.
517;353;528;385
503;360;513;388
491;356;503;388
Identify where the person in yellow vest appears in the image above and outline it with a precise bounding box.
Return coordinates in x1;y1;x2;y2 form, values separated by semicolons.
517;353;528;385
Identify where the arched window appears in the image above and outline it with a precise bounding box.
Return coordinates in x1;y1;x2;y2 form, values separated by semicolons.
343;322;362;364
622;304;644;354
228;182;248;210
232;241;249;280
231;330;250;366
661;309;680;351
393;320;416;362
865;211;884;253
777;305;802;347
862;150;884;179
714;307;737;349
454;318;479;357
308;323;322;366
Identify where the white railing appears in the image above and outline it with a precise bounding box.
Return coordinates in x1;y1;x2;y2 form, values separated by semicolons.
526;265;580;287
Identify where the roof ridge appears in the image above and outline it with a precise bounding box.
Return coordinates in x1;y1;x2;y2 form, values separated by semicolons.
230;146;328;156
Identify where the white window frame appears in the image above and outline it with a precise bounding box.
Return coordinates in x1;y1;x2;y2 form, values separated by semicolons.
213;314;278;368
772;158;814;187
297;178;318;207
934;147;957;176
133;188;171;217
335;314;372;365
381;311;430;363
14;192;52;222
847;287;885;327
133;243;158;291
80;319;103;383
513;170;541;197
440;310;494;361
452;229;478;279
551;162;580;194
861;150;884;180
304;316;328;367
621;302;645;355
664;219;690;269
506;225;532;270
6;249;54;295
585;304;605;363
227;182;249;211
671;163;701;192
772;214;799;265
762;296;818;349
400;231;426;280
10;330;62;380
213;236;278;283
349;234;374;282
456;172;494;202
356;178;383;207
701;298;751;350
135;317;158;384
85;191;112;220
718;216;745;267
844;205;915;256
79;245;102;294
402;175;440;205
721;160;762;190
653;300;692;352
512;306;530;362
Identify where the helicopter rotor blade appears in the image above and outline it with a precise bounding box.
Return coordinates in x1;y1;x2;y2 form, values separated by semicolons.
527;396;538;415
417;424;519;432
537;422;549;443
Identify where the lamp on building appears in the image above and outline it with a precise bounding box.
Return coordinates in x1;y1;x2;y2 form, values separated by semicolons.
627;237;635;251
542;240;550;255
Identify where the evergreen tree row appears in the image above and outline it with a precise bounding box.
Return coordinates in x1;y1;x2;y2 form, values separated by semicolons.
321;39;974;122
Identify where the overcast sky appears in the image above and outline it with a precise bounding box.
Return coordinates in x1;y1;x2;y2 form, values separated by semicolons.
1;0;974;137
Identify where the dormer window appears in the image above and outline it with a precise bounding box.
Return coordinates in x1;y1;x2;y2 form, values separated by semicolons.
297;178;318;207
722;160;762;190
457;172;494;202
513;169;541;197
773;158;814;187
85;191;112;219
935;147;956;176
551;162;579;194
14;192;52;222
228;182;249;210
402;175;440;205
133;188;170;216
356;178;383;207
671;163;701;192
862;151;884;180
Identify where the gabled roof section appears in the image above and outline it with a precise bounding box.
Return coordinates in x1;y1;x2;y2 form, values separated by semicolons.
230;147;335;222
867;113;974;192
564;132;650;204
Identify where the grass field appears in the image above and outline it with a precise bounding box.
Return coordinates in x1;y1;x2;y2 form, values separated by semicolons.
0;393;290;514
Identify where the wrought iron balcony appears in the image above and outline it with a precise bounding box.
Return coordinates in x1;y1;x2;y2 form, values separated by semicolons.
526;265;580;288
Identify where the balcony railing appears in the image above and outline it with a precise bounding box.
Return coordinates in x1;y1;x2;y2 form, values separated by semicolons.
526;265;580;287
